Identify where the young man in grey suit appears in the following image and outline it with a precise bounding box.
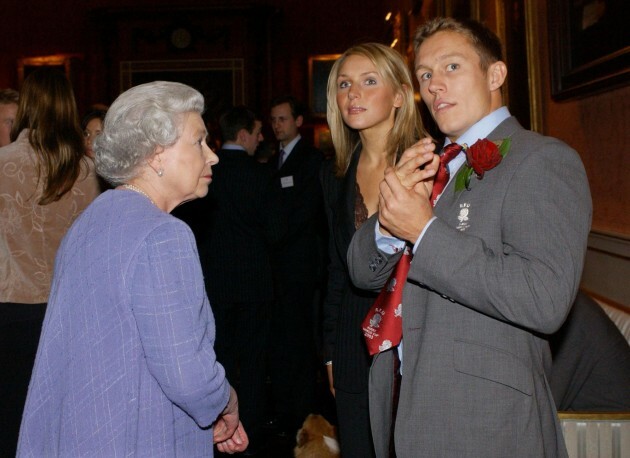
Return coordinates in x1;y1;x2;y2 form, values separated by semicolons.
348;17;592;457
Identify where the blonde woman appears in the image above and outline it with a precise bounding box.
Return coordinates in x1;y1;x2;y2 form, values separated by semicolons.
320;43;434;457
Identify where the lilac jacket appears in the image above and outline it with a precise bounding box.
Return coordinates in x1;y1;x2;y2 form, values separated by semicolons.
18;190;230;457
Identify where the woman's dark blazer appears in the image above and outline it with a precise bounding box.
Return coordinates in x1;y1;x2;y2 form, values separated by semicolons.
320;150;377;393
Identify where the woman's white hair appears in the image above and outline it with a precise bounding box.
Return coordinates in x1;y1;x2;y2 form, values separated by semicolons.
94;81;204;186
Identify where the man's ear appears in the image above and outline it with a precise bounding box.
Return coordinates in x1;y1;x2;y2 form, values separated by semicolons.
235;128;247;144
295;115;304;128
488;61;507;91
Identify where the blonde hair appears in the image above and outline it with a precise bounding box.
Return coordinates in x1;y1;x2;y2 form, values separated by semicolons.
326;43;426;177
413;17;503;72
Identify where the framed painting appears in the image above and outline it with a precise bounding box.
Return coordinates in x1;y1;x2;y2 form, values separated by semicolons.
17;54;85;110
308;54;341;117
17;54;82;85
548;0;629;100
120;59;245;120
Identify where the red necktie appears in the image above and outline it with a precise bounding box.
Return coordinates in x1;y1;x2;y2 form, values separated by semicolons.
362;143;462;355
430;143;463;206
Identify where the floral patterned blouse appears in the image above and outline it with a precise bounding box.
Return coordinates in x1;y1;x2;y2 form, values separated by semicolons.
0;129;100;304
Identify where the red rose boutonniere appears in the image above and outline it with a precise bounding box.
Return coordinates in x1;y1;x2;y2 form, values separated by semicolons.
454;137;511;192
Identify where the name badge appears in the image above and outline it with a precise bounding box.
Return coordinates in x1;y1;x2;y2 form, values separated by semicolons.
281;176;294;188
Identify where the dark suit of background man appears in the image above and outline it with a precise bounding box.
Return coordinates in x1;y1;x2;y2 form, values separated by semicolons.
268;95;326;434
548;291;630;412
348;17;592;457
199;106;286;455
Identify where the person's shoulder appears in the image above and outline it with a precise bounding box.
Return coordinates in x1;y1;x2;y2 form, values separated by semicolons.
0;133;34;163
235;162;277;191
68;191;195;256
516;129;573;152
496;119;580;169
304;145;325;168
296;138;324;157
0;142;37;196
320;157;339;185
217;147;246;157
254;159;277;177
147;212;194;240
0;144;16;161
126;201;195;250
551;291;629;354
499;119;575;155
570;291;624;332
320;158;344;203
320;156;336;175
217;153;274;179
215;149;240;165
104;190;175;225
73;158;101;195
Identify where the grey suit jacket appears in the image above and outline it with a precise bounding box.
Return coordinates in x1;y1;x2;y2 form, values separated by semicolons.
348;117;592;457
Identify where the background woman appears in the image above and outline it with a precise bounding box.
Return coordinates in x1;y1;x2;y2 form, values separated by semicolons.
81;108;107;158
321;43;431;457
0;68;100;455
18;81;247;456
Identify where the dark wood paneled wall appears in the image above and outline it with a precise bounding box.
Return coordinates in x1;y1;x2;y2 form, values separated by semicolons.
1;0;627;243
0;0;393;117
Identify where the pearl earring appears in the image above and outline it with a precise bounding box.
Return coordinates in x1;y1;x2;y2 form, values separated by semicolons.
157;168;164;177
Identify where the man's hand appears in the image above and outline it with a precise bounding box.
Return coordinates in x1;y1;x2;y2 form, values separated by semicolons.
378;138;438;243
213;386;249;453
379;164;435;244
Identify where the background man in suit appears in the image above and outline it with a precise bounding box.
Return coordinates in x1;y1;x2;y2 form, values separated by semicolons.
200;106;285;455
548;291;630;411
267;95;326;436
348;17;592;457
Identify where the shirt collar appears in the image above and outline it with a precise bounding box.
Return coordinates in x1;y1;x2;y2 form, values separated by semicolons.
222;143;247;152
280;134;301;156
448;106;511;149
443;106;511;175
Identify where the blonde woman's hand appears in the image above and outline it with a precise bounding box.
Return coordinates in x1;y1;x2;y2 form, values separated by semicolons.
394;138;437;190
326;363;335;397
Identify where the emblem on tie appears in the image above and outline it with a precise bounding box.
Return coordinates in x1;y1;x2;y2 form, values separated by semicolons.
379;340;393;352
361;247;411;355
369;312;383;329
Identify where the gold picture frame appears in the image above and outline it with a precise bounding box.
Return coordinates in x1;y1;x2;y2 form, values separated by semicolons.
120;59;244;104
308;54;341;118
548;0;629;100
17;54;82;86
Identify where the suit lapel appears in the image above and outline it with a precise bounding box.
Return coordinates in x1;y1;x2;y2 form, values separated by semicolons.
278;138;304;173
335;149;361;253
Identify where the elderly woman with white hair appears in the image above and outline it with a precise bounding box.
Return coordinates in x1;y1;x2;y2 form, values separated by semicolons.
18;81;248;456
